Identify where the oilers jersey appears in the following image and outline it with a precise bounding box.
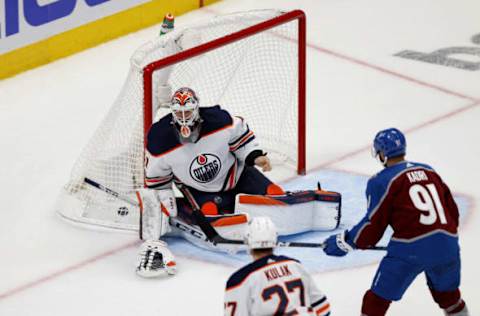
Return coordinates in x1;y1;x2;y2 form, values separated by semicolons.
349;161;460;263
145;106;261;192
224;255;330;316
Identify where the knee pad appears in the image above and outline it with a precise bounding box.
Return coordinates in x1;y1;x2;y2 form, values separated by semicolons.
201;201;219;215
361;290;391;316
266;183;285;195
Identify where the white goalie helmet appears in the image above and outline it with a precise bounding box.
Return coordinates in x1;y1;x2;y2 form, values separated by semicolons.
170;87;201;139
245;217;278;249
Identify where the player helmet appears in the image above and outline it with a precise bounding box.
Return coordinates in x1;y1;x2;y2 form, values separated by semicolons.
245;217;278;250
372;128;406;162
170;87;200;138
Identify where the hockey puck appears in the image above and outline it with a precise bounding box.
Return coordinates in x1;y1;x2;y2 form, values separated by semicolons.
117;206;129;216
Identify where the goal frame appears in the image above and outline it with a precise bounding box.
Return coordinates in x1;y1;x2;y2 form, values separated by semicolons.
143;10;307;175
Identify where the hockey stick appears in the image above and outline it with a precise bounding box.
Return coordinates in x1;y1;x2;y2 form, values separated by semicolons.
176;184;388;251
176;184;244;245
83;177;387;250
83;177;242;245
83;177;322;247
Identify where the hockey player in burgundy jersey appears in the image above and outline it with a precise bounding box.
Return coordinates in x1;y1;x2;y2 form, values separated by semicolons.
322;128;469;316
224;217;330;316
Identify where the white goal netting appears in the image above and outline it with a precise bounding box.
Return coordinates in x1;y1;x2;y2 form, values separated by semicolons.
55;10;305;232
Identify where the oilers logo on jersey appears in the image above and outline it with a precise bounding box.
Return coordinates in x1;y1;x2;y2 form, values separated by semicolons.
145;105;261;192
189;153;222;183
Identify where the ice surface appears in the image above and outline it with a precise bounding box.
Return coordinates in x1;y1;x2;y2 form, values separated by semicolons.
0;0;479;315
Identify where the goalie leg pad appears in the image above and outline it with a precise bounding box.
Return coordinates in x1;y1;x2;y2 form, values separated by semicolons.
235;190;341;235
136;240;177;278
137;189;177;240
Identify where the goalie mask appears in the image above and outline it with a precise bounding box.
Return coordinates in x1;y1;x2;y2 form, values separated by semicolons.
170;87;201;141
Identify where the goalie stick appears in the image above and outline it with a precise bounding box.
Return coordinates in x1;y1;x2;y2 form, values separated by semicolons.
83;177;387;250
83;177;242;245
175;183;388;251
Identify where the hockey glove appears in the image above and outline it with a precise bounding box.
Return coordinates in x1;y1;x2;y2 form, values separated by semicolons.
136;240;177;277
323;230;355;257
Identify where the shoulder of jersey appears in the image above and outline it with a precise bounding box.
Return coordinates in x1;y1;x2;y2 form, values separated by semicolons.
373;161;436;184
146;114;180;155
226;255;299;290
199;105;234;136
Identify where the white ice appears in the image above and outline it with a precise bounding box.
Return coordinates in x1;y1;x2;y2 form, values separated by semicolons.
0;0;479;315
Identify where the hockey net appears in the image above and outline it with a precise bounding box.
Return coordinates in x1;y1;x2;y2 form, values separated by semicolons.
55;10;306;232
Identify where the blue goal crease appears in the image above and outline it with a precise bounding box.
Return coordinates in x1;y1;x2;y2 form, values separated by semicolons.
164;169;470;273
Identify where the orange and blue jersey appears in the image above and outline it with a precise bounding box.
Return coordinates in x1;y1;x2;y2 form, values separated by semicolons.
224;254;330;316
145;105;261;192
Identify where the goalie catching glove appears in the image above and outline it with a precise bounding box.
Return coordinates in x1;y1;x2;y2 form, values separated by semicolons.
136;240;177;277
135;188;178;277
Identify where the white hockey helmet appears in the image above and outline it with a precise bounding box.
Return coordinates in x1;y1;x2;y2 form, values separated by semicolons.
245;217;278;250
170;87;200;138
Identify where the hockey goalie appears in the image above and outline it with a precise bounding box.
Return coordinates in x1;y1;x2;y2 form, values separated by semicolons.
136;85;340;277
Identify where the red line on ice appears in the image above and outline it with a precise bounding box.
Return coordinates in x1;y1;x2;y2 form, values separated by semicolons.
309;45;477;102
0;240;140;301
202;7;478;102
309;100;480;171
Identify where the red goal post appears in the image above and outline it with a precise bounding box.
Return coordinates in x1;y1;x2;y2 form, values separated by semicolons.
144;9;306;174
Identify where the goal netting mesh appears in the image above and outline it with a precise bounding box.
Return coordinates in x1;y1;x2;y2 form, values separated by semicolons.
55;10;305;232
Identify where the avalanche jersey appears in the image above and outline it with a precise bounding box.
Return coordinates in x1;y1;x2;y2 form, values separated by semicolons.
349;161;460;262
224;255;330;316
145;106;261;192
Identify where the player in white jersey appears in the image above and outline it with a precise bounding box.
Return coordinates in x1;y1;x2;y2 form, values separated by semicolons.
135;87;284;278
224;217;330;316
145;87;284;214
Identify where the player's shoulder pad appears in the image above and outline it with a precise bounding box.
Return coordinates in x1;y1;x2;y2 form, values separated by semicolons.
226;255;299;290
374;161;436;186
199;105;234;136
146;114;181;155
407;161;435;171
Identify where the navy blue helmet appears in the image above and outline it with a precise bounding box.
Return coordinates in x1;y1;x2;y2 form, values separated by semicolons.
372;128;406;159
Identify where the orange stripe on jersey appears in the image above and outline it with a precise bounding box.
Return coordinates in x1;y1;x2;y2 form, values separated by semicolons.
316;303;330;315
226;259;296;292
211;214;248;227
227;160;237;190
148;143;184;158
238;195;287;205
201;123;233;138
145;175;173;183
229;131;254;151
